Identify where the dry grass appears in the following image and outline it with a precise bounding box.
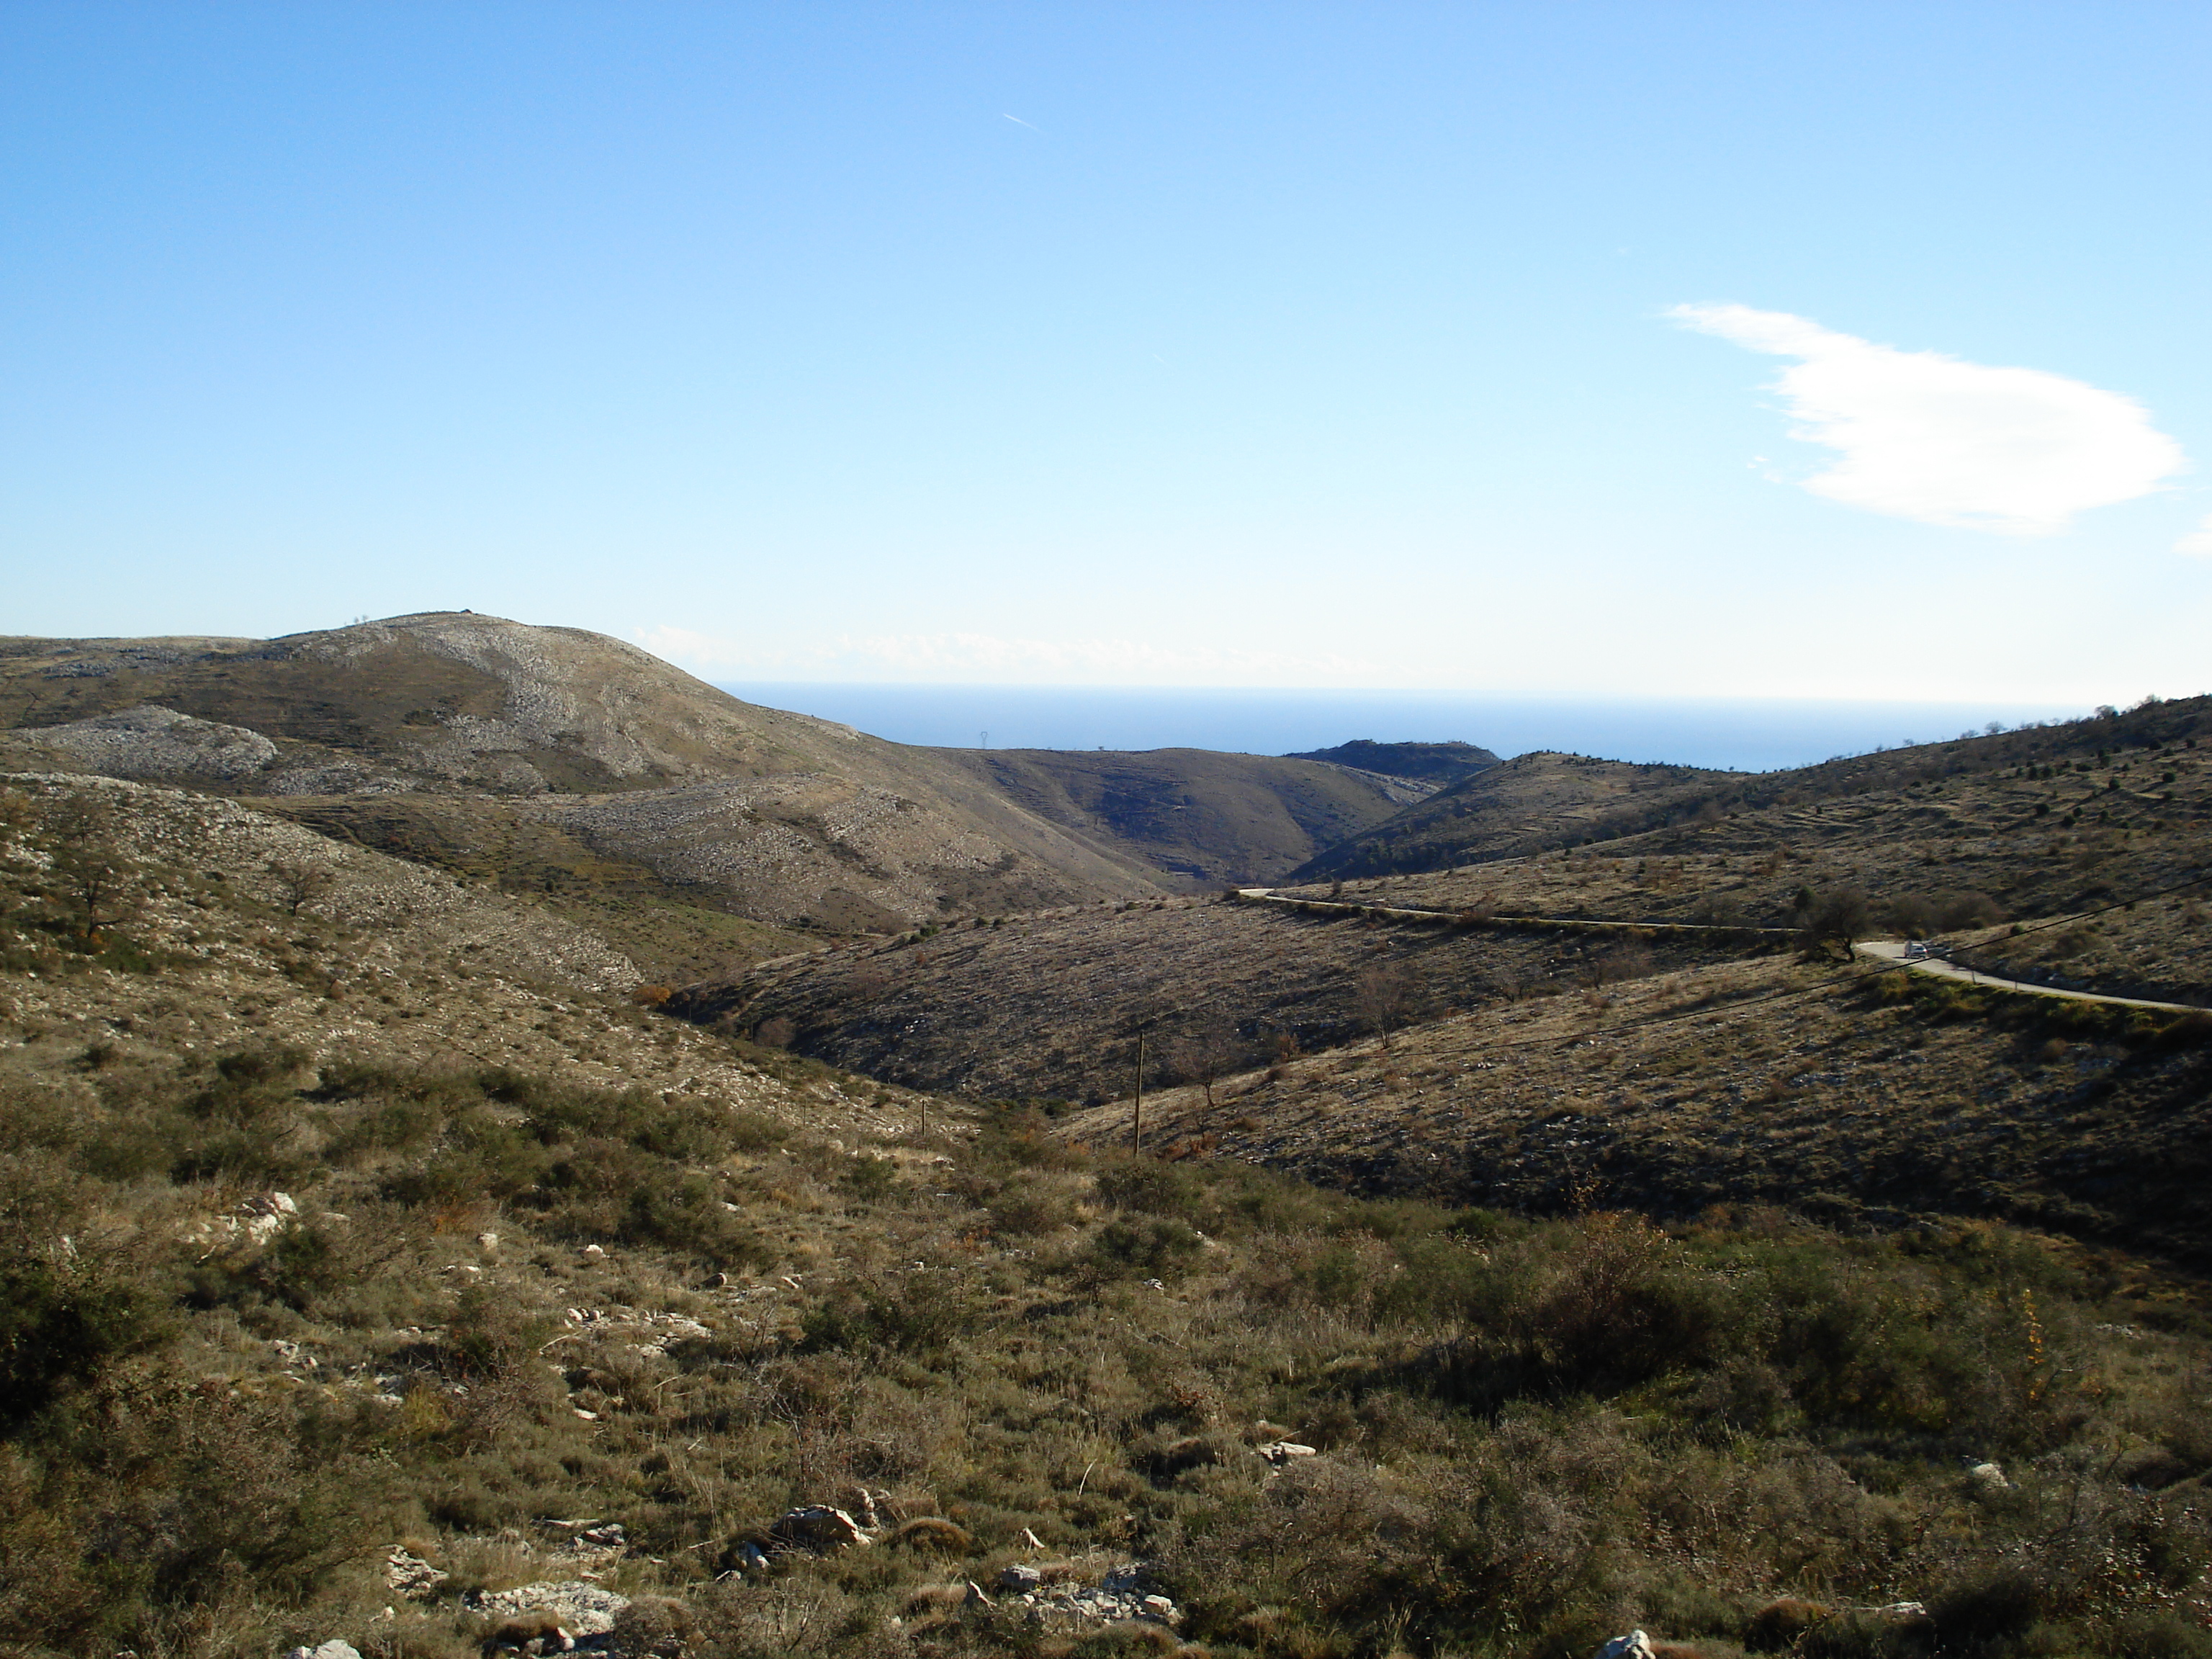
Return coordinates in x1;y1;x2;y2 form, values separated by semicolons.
9;712;2212;1658
1059;948;2212;1269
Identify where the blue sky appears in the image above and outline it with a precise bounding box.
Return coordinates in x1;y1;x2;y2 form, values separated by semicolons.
5;3;2208;706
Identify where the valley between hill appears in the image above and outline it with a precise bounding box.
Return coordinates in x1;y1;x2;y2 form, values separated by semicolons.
4;625;2212;1658
6;772;2212;1659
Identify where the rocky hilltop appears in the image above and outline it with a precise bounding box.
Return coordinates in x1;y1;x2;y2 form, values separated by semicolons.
0;614;1422;932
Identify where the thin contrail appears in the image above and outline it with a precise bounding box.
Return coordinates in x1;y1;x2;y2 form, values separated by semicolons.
1002;112;1040;131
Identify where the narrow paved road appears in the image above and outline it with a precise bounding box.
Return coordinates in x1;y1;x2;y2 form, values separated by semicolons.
1852;938;2206;1014
1233;886;1789;937
1236;887;2208;1015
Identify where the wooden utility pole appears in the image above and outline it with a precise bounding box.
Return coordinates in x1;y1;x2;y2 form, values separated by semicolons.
1131;1035;1146;1153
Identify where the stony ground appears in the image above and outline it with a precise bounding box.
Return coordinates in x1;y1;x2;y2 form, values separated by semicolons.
688;894;1756;1105
9;774;2212;1659
1058;945;2212;1269
0;772;902;1132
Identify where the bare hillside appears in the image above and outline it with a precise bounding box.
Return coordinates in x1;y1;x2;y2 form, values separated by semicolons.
0;616;1169;927
1291;706;2212;1004
677;895;1763;1104
1294;694;2212;881
932;746;1430;886
0;615;1426;927
1058;946;2212;1267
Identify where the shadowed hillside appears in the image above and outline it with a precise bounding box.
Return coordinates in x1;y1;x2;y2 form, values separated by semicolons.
1292;694;2212;881
932;747;1431;886
674;894;1752;1104
1281;737;1500;783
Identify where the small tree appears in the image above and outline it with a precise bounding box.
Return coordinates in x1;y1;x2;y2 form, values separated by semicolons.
266;858;335;918
42;794;133;945
55;844;130;945
1354;962;1422;1053
1799;886;1871;960
1166;1022;1241;1109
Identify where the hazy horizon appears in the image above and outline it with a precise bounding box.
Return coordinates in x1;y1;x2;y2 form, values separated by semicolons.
718;680;2092;775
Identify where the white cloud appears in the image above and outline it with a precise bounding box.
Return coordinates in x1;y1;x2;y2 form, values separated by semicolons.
632;625;1382;686
1671;303;2186;536
2178;513;2212;558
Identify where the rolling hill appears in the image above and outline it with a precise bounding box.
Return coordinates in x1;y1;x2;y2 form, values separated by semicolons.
8;650;2212;1659
1290;694;2212;882
0;614;1423;938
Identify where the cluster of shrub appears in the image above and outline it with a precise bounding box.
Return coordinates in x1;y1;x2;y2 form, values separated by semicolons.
6;1033;2212;1657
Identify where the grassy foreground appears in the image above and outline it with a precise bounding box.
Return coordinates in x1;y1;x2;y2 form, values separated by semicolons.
6;1043;2212;1659
4;775;2211;1659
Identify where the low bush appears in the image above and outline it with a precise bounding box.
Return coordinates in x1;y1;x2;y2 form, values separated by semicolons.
3;1036;2208;1658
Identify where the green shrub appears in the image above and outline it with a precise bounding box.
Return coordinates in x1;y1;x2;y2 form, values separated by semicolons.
1093;1156;1202;1216
1085;1215;1203;1280
801;1270;979;1357
0;1261;161;1429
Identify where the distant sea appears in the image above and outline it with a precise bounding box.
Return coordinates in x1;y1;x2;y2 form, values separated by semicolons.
714;683;2090;774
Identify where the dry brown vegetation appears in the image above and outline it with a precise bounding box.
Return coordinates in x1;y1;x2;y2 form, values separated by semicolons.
685;896;1758;1106
8;652;2212;1658
1294;697;2212;930
1058;949;2212;1267
8;775;2212;1659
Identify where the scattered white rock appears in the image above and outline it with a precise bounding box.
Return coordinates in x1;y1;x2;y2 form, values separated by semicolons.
464;1581;629;1636
999;1564;1043;1591
1010;1564;1178;1629
1595;1633;1655;1659
282;1643;362;1659
385;1547;449;1599
1255;1441;1317;1465
238;1192;297;1244
24;704;279;783
1969;1461;2011;1490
